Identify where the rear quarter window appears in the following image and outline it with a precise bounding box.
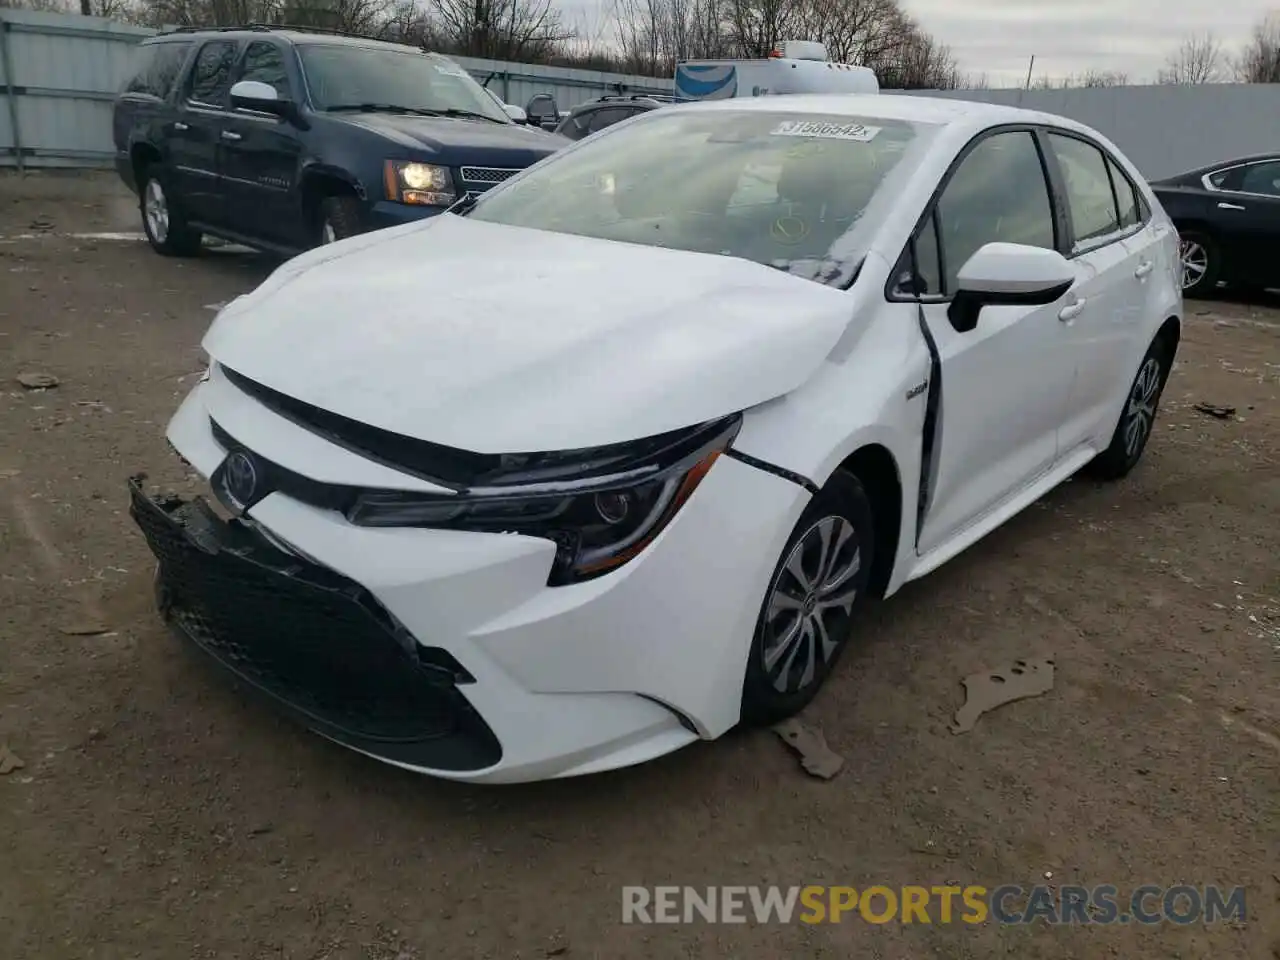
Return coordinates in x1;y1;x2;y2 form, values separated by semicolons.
123;41;192;99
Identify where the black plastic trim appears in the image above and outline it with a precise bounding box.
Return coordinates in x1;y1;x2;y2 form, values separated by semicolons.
129;476;498;772
914;302;942;547
726;448;819;494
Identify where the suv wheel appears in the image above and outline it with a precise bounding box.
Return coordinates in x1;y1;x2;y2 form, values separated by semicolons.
318;196;365;245
139;167;202;257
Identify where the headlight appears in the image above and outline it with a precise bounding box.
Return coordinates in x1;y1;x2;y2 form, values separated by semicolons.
347;415;741;585
384;160;456;206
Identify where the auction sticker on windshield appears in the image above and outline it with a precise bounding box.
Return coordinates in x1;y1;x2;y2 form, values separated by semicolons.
771;120;882;141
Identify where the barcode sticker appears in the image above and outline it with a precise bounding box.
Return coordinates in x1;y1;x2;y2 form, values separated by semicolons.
771;120;881;141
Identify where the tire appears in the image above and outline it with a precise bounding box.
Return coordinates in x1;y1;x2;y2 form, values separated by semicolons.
741;470;875;726
138;166;202;257
1177;230;1218;298
317;195;365;246
1084;335;1173;481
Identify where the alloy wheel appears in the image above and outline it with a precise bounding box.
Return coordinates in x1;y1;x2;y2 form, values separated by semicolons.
144;179;170;244
761;515;861;694
1178;238;1208;290
1124;356;1162;458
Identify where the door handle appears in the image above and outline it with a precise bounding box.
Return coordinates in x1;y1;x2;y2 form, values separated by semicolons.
173;122;189;131
1058;298;1087;322
220;130;242;142
1134;260;1154;278
1217;201;1245;211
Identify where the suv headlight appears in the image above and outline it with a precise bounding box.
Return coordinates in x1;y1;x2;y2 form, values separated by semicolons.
384;160;456;206
347;415;741;585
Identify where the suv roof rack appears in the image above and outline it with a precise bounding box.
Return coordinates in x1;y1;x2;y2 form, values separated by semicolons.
160;22;398;44
594;93;677;104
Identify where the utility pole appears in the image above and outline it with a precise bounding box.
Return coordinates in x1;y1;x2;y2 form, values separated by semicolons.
1024;55;1035;89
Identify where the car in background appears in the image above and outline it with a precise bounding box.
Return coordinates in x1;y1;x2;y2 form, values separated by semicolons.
553;94;679;141
132;95;1181;784
1150;154;1280;296
113;24;568;257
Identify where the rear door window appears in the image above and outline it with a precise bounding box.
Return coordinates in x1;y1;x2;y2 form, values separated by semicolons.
187;40;238;106
1105;155;1142;229
1047;133;1121;249
235;41;292;99
123;41;192;99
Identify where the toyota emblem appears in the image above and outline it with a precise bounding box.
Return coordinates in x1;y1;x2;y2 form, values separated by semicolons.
223;450;259;506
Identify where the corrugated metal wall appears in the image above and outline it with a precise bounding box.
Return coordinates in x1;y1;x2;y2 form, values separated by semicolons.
886;84;1280;181
450;55;672;112
0;9;673;169
0;9;153;168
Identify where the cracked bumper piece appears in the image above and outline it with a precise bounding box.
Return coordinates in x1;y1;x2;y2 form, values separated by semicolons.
130;398;810;782
129;478;504;772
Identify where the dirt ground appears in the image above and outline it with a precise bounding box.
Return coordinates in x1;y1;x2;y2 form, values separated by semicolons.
1;170;1277;960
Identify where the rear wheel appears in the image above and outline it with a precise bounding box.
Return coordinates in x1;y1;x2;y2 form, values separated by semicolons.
741;470;875;725
1085;335;1173;481
139;167;202;257
1177;230;1218;297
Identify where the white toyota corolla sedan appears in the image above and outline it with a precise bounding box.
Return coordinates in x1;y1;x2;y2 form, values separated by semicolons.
131;94;1181;784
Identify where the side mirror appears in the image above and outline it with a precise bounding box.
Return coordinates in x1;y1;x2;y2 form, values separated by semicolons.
502;103;528;124
230;80;293;119
948;242;1075;333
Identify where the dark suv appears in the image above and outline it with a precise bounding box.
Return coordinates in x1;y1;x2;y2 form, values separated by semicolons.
113;25;569;256
553;94;677;141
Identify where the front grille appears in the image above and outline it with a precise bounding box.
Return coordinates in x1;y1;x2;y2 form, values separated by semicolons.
129;478;501;770
460;166;520;186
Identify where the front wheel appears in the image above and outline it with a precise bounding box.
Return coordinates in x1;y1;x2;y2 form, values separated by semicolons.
741;470;875;726
316;195;366;246
1177;231;1218;297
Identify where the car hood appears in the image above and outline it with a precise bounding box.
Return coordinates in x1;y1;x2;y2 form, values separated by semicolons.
342;113;568;161
202;215;854;453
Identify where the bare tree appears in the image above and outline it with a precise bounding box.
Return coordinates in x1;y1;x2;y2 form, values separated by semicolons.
1158;32;1223;83
426;0;572;60
1234;13;1280;82
1075;68;1128;87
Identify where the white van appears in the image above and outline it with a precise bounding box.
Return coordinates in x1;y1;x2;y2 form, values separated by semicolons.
674;40;879;102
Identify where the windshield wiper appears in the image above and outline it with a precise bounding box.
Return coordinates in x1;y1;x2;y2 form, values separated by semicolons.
325;104;504;123
434;108;506;124
326;103;442;117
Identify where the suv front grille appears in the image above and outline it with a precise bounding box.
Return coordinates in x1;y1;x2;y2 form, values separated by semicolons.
460;166;520;186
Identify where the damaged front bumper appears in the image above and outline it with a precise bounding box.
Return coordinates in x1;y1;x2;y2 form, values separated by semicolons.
127;475;503;772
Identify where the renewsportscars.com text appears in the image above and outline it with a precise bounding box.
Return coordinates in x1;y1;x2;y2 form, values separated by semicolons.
621;884;1247;925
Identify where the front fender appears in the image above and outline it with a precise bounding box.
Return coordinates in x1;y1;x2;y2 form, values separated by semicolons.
732;300;931;595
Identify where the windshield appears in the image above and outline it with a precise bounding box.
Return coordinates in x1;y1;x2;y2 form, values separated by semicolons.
467;109;937;286
298;44;509;123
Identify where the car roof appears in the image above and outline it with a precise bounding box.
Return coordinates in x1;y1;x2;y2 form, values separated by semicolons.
677;93;1087;135
146;28;428;55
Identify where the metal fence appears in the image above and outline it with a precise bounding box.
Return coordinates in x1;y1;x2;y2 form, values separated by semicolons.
0;9;153;169
887;84;1280;181
4;7;1276;177
0;8;673;170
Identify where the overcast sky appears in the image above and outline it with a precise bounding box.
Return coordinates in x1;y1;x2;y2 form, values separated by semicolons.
901;0;1275;84
564;0;1276;85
